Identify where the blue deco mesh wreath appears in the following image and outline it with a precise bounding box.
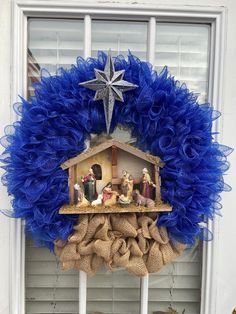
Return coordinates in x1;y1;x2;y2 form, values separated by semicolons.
0;51;232;275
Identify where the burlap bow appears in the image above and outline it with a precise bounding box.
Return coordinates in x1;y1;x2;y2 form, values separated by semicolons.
54;213;185;277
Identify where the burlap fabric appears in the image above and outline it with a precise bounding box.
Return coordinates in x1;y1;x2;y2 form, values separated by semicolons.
54;213;185;277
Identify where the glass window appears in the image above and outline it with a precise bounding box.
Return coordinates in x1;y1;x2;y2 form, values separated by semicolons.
92;20;148;59
28;19;84;97
26;18;210;314
155;23;210;103
148;247;202;314
87;269;140;314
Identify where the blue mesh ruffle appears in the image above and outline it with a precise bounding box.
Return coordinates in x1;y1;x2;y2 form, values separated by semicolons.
0;51;232;249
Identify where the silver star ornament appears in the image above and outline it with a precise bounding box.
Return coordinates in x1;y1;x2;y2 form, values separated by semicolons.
79;51;138;134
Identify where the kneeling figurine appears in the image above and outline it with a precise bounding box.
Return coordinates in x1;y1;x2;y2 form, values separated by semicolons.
132;189;155;208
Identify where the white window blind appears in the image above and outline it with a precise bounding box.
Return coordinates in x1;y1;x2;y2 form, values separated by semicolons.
27;19;84;313
148;247;201;314
26;18;210;314
91;20;148;60
155;23;210;103
28;19;84;97
26;237;80;313
86;269;141;314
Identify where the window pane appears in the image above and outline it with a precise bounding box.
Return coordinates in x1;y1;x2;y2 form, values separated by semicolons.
26;18;84;314
155;23;210;103
87;19;148;314
149;246;202;314
91;20;148;59
28;18;84;97
25;237;80;313
150;22;210;314
87;268;140;314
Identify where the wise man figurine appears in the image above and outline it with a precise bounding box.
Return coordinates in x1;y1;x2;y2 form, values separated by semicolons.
81;168;97;202
141;168;155;199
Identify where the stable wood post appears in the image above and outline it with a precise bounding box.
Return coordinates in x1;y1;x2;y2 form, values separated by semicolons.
154;164;161;204
69;166;75;204
112;145;118;179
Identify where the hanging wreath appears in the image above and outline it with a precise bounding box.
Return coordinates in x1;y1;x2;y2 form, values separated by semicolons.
0;51;231;276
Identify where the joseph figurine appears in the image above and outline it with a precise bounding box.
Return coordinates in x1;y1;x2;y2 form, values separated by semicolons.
121;170;134;200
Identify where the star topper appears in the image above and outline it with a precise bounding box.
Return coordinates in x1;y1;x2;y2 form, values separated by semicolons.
79;50;138;134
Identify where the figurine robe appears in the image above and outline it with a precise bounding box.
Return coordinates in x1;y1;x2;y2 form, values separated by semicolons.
141;168;154;199
82;169;97;202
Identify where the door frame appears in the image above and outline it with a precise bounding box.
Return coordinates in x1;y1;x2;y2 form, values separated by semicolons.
10;1;226;313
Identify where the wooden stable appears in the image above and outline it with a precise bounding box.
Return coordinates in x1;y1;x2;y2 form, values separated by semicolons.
59;139;172;214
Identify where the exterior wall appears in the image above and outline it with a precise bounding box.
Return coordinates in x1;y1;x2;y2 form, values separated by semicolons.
0;0;235;313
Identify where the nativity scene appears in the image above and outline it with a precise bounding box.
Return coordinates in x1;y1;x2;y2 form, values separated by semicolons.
59;138;172;214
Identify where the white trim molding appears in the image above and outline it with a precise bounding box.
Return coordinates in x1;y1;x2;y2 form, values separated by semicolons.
201;7;227;314
10;2;27;314
140;274;149;314
84;14;92;59
79;271;87;314
10;1;227;314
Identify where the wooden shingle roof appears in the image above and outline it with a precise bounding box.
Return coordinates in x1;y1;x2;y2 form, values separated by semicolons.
61;139;162;170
